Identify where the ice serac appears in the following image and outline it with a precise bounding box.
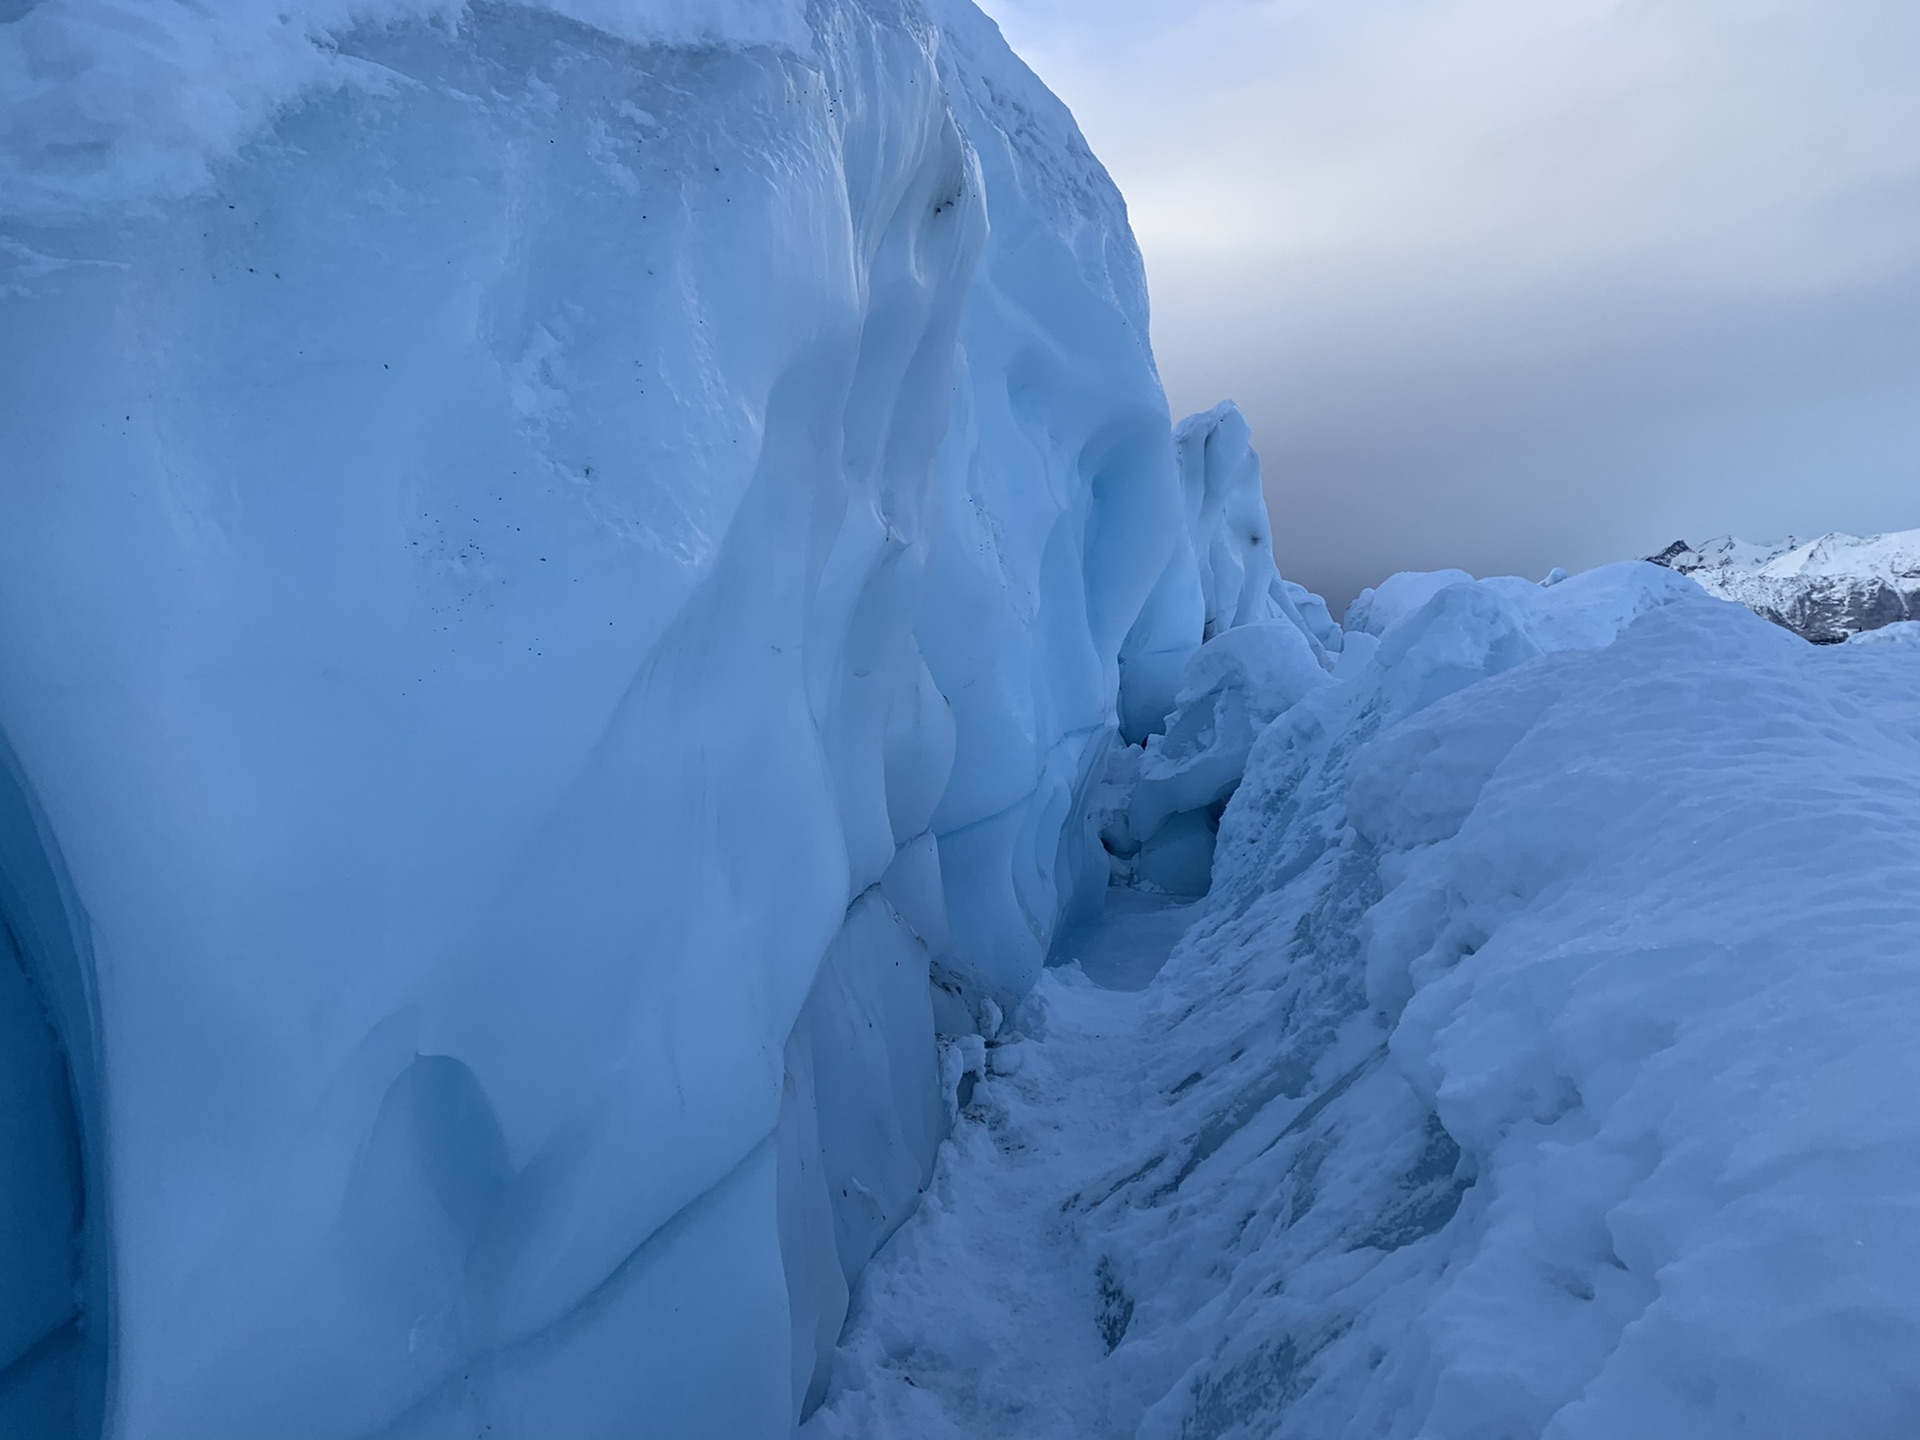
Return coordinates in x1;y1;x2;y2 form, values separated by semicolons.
1118;400;1338;744
912;0;1187;1010
0;2;1190;1437
1093;403;1337;897
1648;529;1920;642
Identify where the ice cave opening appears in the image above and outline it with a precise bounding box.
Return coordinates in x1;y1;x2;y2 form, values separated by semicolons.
0;745;107;1440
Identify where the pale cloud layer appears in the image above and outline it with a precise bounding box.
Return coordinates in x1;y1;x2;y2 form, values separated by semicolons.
976;0;1920;610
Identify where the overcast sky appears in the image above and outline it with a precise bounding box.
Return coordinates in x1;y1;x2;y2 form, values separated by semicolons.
975;0;1920;611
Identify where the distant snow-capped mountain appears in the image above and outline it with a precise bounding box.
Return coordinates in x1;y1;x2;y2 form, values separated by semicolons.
1647;529;1920;643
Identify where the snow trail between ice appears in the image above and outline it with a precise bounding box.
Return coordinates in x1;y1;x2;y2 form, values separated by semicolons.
804;895;1200;1440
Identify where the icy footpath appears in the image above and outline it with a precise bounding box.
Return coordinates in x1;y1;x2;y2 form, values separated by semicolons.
809;563;1920;1439
801;904;1200;1440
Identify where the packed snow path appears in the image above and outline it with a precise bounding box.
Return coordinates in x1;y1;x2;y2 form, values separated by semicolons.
804;894;1204;1439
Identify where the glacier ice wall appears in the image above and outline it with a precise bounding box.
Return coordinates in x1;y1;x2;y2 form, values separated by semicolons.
0;1;1214;1435
0;734;109;1440
1088;402;1342;899
913;0;1187;1009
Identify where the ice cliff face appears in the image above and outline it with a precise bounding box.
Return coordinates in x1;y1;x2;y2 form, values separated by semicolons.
914;0;1190;1012
0;2;1242;1436
1648;530;1920;643
1092;403;1342;897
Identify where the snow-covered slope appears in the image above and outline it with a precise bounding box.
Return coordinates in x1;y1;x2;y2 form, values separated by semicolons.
0;2;1249;1436
1648;529;1920;642
809;564;1920;1439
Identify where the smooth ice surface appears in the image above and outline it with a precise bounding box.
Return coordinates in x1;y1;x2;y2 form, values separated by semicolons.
809;562;1920;1438
0;0;815;221
0;917;85;1426
0;0;1212;1435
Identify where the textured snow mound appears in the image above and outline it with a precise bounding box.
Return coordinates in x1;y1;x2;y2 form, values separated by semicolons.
1850;619;1920;647
1118;400;1335;742
809;560;1920;1438
0;1;1212;1436
1344;568;1479;637
1649;528;1920;642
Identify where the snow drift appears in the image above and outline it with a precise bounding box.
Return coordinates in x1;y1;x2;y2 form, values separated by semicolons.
0;1;1247;1435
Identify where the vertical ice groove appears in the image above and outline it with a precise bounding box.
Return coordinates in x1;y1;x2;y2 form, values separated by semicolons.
0;737;109;1440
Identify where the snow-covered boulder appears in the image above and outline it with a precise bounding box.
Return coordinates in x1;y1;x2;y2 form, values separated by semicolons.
1648;529;1920;643
0;1;1195;1435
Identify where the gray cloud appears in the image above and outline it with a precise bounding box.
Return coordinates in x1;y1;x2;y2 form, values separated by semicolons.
976;0;1920;612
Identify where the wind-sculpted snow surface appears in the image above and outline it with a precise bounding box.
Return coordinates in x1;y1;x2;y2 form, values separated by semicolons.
0;2;1205;1436
809;564;1920;1439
